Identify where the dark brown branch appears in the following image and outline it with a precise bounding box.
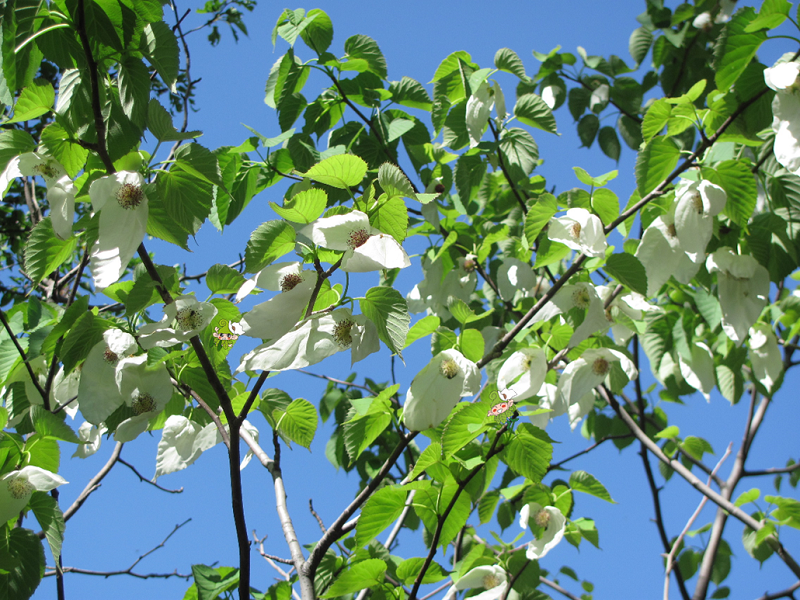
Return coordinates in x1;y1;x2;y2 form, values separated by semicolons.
297;369;373;392
0;309;48;404
743;463;800;477
547;434;633;472
539;576;582;600
59;441;122;526
118;458;183;494
755;581;800;600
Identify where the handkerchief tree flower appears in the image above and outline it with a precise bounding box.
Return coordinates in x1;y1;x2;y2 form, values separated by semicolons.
0;467;67;524
548;207;607;258
519;502;567;560
138;295;218;349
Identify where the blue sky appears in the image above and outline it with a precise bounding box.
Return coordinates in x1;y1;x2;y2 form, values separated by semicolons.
32;1;800;599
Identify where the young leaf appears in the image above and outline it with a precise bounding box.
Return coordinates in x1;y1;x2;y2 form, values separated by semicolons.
569;470;616;503
244;221;296;272
359;287;410;360
300;154;367;189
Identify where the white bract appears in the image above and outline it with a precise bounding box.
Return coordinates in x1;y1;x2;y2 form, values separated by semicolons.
466;81;494;148
636;208;703;296
715;0;736;23
239;263;316;341
407;255;477;320
402;349;480;431
673;179;727;260
154;415;222;480
77;329;137;425
497;347;547;401
557;348;637;409
519;502;566;559
0;153;75;239
706;248;769;345
693;12;712;30
237;308;379;372
0;466;67;523
547;208;607;258
53;366;81;419
303;211;410;272
139;295;218;349
765;57;800;175
448;565;518;600
72;423;106;459
597;285;659;345
678;342;717;401
551;282;609;346
496;258;538;302
748;324;782;393
113;356;173;442
88;171;149;288
590;84;609;113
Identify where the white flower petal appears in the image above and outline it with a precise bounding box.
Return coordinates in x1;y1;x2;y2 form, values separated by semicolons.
48;176;76;240
525;505;566;559
241;278;316;341
498;348;547;401
343;234;411;272
72;423;105;458
749;324;782;392
707;249;769;344
466;82;494;148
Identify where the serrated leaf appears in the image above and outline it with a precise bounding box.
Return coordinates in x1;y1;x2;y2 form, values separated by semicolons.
24;218;78;288
712;160;757;227
369;195;408;242
30;406;79;443
29;491;65;563
514;94;557;134
605;253;647;296
629;27;653;65
714;7;767;91
300;8;333;53
9;80;54;123
0;527;45;599
300;154;367;189
275;398;317;449
244;221;296;272
206;264;246;294
396;558;448;585
405;316;441;348
598;127;621;161
270;188;327;224
343;405;391;461
503;424;553;483
378;162;416;199
355;485;407;548
494;48;526;78
578;114;599;147
459;329;484;363
525;193;557;244
60;312;106;373
442;403;488;458
389;77;432;111
147;99;201;141
141;21;179;91
635;136;680;196
343;34;387;79
591;188;619;225
321;559;386;598
359;287;410;360
569;470;616;503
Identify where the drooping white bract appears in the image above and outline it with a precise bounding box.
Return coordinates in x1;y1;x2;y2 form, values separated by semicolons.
497;347;547;401
567;389;597;430
519;502;566;560
447;565;518;600
52;366;81;419
138;295;218;349
1;153;75;240
673;179;727;260
636;208;703;296
407;255;477;320
239;263;316;341
237;308;379;373
715;0;736;23
88;171;149;288
303;211;410;273
748;324;783;393
597;285;660;345
706;248;769;345
77;328;137;425
466;81;495;148
557;348;637;409
678;342;716;401
113;356;173;442
0;466;67;523
154;415;222;480
72;423;106;459
551;282;609;346
765;56;800;175
547;208;607;258
492;80;507;121
497;258;538;302
402;349;480;432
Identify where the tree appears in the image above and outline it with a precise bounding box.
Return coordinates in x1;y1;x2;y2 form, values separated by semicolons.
0;1;799;599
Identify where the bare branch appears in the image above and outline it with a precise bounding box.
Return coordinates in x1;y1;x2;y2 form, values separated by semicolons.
755;581;800;600
539;576;582;600
118;458;184;494
59;442;122;526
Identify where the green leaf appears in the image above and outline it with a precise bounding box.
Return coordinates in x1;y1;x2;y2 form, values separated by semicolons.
378;162;416;200
712;160;757;228
9;79;54;123
206;264;246;294
405;316;441;348
605;253;647;295
591;188;619;225
459;329;484;363
24;218;78;288
503;424;553;483
745;0;790;32
415;483;471;547
396;558;448;585
369;195;408;242
60;312;105;373
29;491;65;563
442;403;488;458
577;114;599;147
270;188;327;224
359;287;410;360
192;565;240;600
0;527;44;599
275;398;317;449
141;21;179;91
514;94;557;134
618;114;644;150
299;8;333;53
0;129;36;173
147;99;202;141
714;7;767;91
118;56;149;127
40;123;88;178
30;406;79;443
499;128;539;176
629;27;653;65
598;127;621;161
244;221;296;272
656;425;680;439
389;77;432;111
321;559;386;598
534;237;571;268
343;35;387;79
300;154;367;189
156;165;214;236
343;393;393;461
494;48;526;78
569;470;616;503
635;136;680;197
355;485;407;548
734;488;760;507
525;193;558;244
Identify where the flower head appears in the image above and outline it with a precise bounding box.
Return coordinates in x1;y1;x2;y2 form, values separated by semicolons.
547;208;607;258
402;349;480;431
88;171;149;288
636;209;703;296
551;282;609;346
113;356;173;442
447;565;516;600
407;255;477;320
519;502;566;560
0;466;67;523
706;248;769;345
138;295;218;349
497;347;547;401
556;348;637;410
302;211;410;272
673;179;727;259
73;423;106;459
77;329;137;425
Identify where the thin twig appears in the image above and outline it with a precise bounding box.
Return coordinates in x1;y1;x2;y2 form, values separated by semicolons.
755;581;800;600
118;458;184;494
539;576;582;600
